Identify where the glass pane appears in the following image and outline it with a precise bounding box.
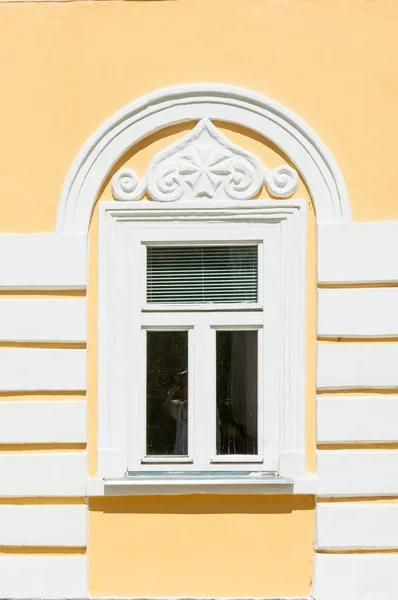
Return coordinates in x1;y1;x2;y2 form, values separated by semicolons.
146;331;188;456
216;330;258;455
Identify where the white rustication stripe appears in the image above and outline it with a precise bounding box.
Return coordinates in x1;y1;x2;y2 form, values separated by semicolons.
317;502;398;549
0;348;86;391
0;234;86;290
317;395;398;443
318;287;398;338
0;298;86;342
313;553;398;600
318;222;398;284
317;450;398;497
0;555;87;598
0;504;87;547
0;400;87;443
317;343;398;390
0;452;87;496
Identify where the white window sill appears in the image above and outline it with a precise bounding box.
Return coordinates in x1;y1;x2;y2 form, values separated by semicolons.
86;474;318;496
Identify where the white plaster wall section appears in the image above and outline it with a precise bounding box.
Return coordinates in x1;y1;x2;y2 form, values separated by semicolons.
313;553;398;600
0;504;87;547
317;343;398;390
0;297;87;342
0;555;87;599
317;222;398;284
318;288;398;338
317;502;398;550
0;400;87;443
0;234;86;289
317;450;398;497
317;395;398;443
0;452;87;496
0;347;86;391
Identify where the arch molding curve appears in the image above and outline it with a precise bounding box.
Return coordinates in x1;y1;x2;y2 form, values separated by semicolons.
56;83;351;233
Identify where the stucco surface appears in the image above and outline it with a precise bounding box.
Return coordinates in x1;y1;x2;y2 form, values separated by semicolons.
88;495;315;597
0;0;397;232
0;0;396;596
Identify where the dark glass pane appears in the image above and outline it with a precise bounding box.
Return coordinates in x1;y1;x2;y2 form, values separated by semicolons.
146;331;188;456
216;331;258;455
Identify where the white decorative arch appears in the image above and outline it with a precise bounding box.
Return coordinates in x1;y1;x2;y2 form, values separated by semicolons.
56;83;351;233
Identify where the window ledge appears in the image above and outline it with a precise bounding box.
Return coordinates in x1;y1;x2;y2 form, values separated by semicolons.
86;474;318;496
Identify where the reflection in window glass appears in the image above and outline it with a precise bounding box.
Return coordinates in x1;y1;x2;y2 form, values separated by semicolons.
216;330;258;455
146;331;188;456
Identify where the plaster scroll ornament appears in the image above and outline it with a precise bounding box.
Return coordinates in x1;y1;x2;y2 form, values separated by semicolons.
111;118;299;202
110;168;146;201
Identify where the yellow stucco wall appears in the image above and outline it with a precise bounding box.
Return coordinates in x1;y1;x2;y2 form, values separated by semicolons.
0;0;398;596
88;495;315;597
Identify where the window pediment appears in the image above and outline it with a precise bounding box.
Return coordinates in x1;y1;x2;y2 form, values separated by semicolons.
111;118;299;203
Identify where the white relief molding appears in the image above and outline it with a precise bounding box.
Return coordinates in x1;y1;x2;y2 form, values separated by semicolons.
97;199;308;488
111;168;146;202
56;83;351;233
111;119;299;203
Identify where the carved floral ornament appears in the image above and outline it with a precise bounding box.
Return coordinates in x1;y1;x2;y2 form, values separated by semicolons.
111;118;299;202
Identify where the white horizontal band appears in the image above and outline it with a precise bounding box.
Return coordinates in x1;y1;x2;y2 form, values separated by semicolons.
314;553;398;600
318;222;398;284
318;287;398;338
317;343;398;390
317;502;398;550
0;298;86;342
0;234;86;290
317;450;398;497
0;504;87;547
317;395;398;443
0;555;87;598
0;400;86;444
0;452;87;496
0;348;86;391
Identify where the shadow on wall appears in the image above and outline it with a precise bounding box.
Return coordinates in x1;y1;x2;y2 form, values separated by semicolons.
89;494;315;514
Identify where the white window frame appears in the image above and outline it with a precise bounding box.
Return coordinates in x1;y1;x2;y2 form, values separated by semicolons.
95;199;309;495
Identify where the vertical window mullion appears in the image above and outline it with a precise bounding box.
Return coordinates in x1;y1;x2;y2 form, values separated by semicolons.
192;324;215;469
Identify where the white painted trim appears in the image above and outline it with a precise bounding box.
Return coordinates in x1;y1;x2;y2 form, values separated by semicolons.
317;343;398;390
317;502;398;549
57;83;350;233
317;395;398;443
317;222;398;284
0;452;87;496
0;298;87;342
86;474;318;496
318;288;398;338
0;348;86;391
0;555;87;599
317;450;398;497
0;504;87;547
0;234;86;289
0;400;87;443
313;553;398;600
97;200;307;483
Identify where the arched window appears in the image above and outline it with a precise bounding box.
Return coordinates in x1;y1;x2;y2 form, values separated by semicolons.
57;84;351;495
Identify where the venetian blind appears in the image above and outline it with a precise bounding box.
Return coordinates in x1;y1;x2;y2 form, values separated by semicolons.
146;245;258;304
